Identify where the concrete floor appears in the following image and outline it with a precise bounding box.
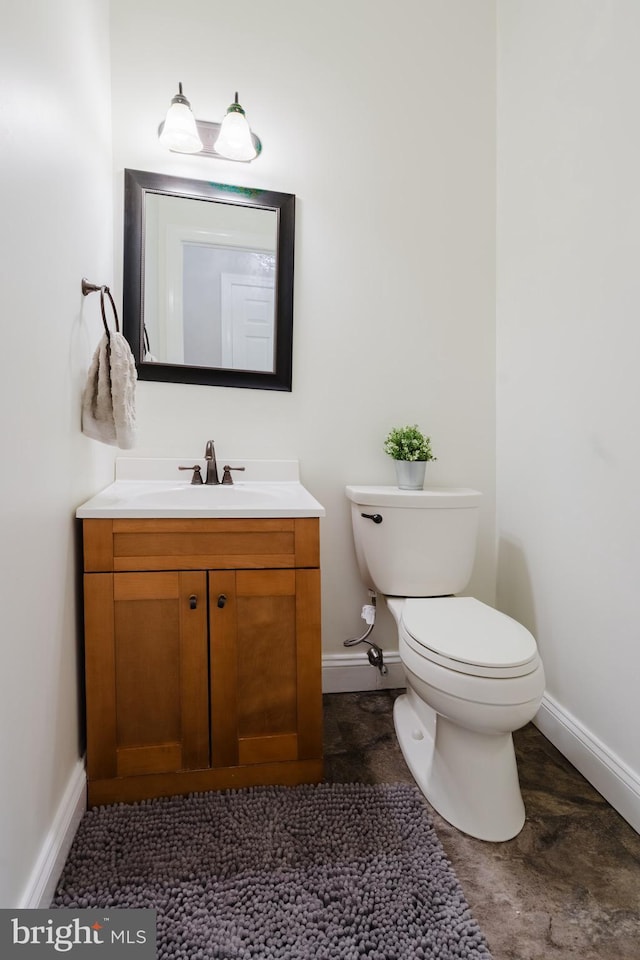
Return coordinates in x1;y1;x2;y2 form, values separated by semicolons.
323;690;640;960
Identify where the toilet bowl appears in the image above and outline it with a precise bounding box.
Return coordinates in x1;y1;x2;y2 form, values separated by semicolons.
390;595;544;840
345;485;545;842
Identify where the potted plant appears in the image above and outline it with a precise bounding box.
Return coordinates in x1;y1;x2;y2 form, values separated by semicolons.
383;424;436;490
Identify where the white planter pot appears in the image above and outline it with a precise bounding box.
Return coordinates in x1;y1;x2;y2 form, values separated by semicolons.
394;460;427;490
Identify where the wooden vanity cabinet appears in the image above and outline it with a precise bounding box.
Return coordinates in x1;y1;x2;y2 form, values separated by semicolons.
82;517;323;806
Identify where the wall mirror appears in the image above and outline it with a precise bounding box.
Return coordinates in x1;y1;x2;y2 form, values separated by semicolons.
123;168;295;390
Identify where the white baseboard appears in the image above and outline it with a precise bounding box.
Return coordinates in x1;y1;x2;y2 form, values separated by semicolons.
322;650;405;693
19;759;87;908
534;693;640;834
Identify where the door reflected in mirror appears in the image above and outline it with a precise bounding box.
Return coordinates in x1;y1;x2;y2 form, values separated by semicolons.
123;170;295;390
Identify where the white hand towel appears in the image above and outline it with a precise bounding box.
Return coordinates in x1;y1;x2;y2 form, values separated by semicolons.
81;332;138;449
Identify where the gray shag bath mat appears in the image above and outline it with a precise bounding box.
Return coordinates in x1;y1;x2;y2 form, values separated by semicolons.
53;782;493;959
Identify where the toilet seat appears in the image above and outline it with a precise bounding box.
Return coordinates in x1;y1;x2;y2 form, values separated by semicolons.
401;597;539;679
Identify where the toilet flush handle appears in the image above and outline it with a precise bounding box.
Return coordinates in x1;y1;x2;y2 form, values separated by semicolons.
361;512;383;524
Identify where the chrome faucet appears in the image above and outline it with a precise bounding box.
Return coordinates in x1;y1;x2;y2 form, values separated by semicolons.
204;440;220;485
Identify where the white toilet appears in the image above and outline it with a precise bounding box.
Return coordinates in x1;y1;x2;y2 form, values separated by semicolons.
345;484;545;842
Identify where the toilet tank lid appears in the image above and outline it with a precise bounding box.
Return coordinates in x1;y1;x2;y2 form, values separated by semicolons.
346;485;482;508
402;597;538;669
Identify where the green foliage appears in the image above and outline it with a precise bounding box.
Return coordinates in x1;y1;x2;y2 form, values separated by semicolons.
383;424;436;462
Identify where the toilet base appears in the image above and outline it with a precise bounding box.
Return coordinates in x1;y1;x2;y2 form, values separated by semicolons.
393;690;526;842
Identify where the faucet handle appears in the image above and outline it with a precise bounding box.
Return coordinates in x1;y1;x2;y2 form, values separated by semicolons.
178;464;204;485
221;465;245;485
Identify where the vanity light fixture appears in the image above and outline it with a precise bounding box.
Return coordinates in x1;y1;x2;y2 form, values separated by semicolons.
158;83;262;161
158;83;203;154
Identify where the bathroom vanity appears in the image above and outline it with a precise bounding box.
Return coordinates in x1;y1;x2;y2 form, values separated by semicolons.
77;460;324;807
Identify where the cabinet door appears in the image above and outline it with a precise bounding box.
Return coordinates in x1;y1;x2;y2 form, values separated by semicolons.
209;568;322;768
84;571;209;780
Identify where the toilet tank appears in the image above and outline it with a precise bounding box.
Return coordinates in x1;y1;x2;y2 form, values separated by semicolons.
345;485;481;597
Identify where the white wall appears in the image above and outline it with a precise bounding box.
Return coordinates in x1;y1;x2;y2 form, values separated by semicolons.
0;0;115;906
108;0;497;656
497;0;640;826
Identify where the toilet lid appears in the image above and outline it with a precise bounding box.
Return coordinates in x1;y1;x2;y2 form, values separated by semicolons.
401;597;538;676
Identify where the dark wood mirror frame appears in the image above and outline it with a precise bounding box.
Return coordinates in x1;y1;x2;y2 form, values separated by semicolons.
123;168;295;391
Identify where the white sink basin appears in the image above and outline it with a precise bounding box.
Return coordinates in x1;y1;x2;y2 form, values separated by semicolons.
126;483;285;507
76;461;325;519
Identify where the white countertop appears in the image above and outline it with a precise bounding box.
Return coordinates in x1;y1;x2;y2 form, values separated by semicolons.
76;459;326;519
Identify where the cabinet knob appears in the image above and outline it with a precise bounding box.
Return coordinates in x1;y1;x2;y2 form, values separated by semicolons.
217;594;227;608
189;595;198;609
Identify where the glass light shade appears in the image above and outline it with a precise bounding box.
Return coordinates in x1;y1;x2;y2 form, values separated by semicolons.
214;101;257;161
159;101;203;154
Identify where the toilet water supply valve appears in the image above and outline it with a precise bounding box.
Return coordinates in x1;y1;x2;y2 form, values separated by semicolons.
343;595;387;675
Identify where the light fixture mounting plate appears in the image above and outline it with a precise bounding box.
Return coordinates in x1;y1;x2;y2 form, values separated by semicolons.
157;119;262;161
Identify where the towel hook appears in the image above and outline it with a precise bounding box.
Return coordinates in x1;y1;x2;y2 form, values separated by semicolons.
81;278;120;341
